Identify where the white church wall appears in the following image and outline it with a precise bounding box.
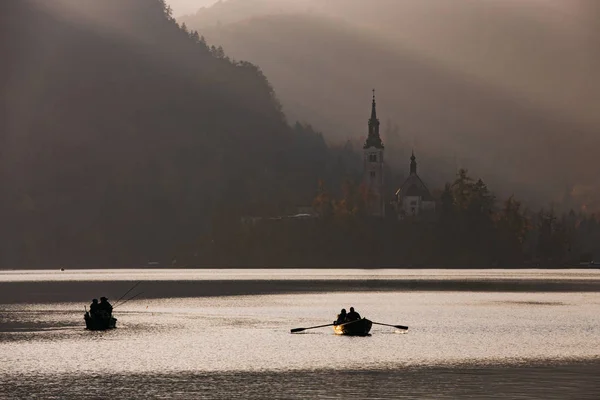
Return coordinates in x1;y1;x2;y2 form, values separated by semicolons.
402;196;421;216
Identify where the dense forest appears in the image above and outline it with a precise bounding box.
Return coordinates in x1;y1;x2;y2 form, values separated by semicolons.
194;169;600;268
181;0;600;211
0;0;354;267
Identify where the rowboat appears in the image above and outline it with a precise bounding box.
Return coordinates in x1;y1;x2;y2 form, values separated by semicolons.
333;318;372;336
84;312;117;331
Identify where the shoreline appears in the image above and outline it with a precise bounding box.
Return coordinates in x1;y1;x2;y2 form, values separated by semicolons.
2;264;599;270
1;278;600;304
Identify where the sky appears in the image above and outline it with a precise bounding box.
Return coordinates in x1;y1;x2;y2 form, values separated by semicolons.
166;0;220;17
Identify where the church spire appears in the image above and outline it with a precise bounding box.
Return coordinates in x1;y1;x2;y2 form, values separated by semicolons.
371;88;377;120
364;89;383;149
410;150;417;175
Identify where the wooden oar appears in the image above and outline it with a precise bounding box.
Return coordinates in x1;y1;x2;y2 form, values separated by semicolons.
290;323;334;333
372;321;408;330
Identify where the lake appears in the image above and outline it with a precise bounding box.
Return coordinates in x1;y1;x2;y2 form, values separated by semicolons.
1;269;599;398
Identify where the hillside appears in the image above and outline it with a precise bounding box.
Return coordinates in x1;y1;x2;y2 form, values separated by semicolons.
181;0;600;208
0;0;338;267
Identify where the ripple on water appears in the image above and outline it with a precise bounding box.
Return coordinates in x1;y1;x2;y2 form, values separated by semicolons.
1;363;600;399
1;291;599;377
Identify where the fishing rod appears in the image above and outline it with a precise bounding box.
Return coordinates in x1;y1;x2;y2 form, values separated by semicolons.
113;292;144;310
113;281;141;307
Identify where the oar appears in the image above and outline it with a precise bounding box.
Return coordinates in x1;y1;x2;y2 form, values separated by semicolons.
372;321;408;330
113;292;144;310
113;281;141;307
290;323;334;333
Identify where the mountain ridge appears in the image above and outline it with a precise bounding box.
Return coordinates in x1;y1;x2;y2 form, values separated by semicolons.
181;1;600;208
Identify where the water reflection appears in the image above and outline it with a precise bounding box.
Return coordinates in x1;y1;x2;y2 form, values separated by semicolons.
2;364;599;399
1;271;599;399
1;292;599;376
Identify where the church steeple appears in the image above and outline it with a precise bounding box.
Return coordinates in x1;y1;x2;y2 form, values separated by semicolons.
410;151;417;175
370;89;378;121
364;89;383;149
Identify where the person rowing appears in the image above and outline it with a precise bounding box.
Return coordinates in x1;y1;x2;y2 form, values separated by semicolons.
335;308;347;324
346;307;361;322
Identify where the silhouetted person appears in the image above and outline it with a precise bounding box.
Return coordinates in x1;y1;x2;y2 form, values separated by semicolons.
98;297;113;316
89;299;99;317
335;308;347;324
346;307;361;321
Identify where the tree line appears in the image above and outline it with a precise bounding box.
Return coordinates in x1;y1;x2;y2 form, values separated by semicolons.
194;169;600;268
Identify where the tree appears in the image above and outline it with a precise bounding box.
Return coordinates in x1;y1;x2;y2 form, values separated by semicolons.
535;209;570;266
440;183;454;219
495;196;529;265
451;169;474;210
333;179;366;218
312;180;334;218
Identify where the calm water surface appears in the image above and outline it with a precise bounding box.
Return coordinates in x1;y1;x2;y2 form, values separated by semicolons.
1;269;599;398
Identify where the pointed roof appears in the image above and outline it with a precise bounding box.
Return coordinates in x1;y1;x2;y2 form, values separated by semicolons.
410;150;417;175
370;89;378;121
396;152;434;201
364;89;384;149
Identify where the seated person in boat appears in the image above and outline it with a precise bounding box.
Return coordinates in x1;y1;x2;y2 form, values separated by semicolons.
346;307;361;321
98;297;113;316
335;308;347;324
89;299;100;316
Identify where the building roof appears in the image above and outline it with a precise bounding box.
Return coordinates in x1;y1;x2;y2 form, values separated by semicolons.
396;174;434;201
363;89;384;149
395;151;434;201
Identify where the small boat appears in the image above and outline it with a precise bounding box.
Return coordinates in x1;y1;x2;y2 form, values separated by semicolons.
333;318;372;336
84;312;117;331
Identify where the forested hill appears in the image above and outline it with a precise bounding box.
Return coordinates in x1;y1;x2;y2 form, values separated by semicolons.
181;0;600;211
0;0;338;267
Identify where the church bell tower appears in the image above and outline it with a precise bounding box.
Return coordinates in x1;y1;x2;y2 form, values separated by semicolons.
363;89;385;217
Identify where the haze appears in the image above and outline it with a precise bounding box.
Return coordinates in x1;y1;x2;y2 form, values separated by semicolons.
3;0;600;268
166;0;219;16
178;0;600;209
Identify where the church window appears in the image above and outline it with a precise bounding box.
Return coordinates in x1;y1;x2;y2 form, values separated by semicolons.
370;171;376;178
369;154;377;162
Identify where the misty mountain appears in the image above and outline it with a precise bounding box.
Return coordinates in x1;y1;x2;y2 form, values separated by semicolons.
0;0;340;267
181;0;600;209
167;0;218;17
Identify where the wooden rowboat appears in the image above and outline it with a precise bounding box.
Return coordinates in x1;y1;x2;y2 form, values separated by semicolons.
333;318;372;336
84;312;117;331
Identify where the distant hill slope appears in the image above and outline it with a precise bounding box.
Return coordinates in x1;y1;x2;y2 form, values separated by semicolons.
181;0;600;132
0;0;334;267
178;0;289;25
181;1;600;207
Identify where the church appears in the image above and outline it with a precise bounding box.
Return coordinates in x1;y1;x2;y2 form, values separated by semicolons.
394;151;436;219
362;91;435;218
362;90;386;217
